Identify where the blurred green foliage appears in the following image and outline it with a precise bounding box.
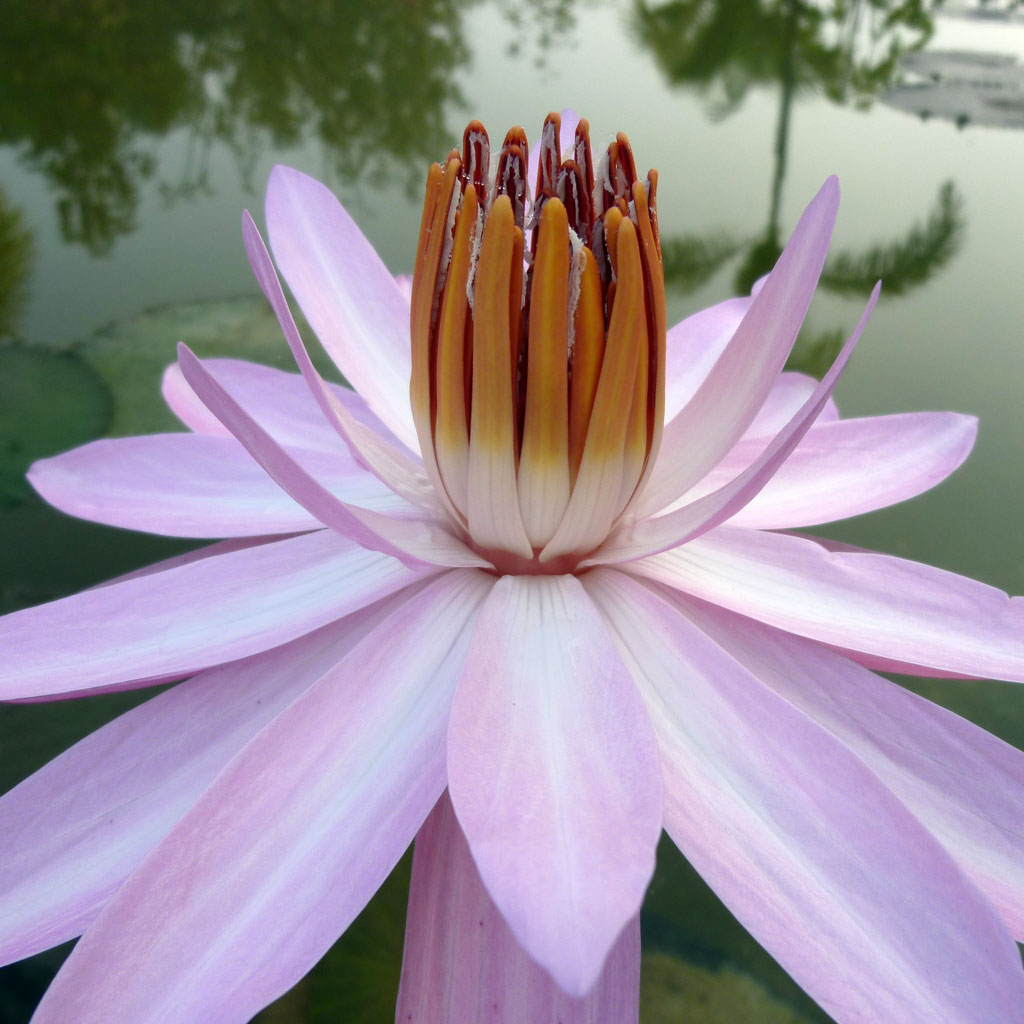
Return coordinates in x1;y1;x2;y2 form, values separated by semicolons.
0;0;471;253
633;0;936;117
0;344;112;506
0;190;33;339
821;180;964;296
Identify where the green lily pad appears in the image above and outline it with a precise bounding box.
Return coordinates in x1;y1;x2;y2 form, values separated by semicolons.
81;296;342;438
643;837;831;1023
641;951;812;1023
0;342;112;506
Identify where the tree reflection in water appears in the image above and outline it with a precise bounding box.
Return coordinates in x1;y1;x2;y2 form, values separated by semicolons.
0;0;472;254
632;0;964;374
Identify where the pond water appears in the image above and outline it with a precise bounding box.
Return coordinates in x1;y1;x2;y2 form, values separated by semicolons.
1;1;1023;1020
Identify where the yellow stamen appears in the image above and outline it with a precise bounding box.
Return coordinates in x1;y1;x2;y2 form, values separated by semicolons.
509;225;525;429
410;157;459;442
467;195;533;558
618;321;649;511
519;198;571;546
574;218;645;479
541;217;646;561
434;186;479;512
568;248;605;484
630;178;667;494
410;116;666;570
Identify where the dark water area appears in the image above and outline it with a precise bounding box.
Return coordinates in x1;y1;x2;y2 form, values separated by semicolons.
2;1;1023;1020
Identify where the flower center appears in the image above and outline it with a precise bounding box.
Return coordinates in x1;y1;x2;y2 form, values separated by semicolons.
410;114;666;574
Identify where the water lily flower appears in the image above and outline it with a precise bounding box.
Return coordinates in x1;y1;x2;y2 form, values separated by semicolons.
3;111;1024;1023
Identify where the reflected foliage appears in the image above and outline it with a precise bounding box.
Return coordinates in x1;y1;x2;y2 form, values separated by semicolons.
633;0;936;117
634;0;957;338
498;0;579;62
821;181;964;296
0;0;471;253
734;232;785;297
661;235;741;296
661;181;963;300
661;181;965;378
786;326;848;378
1;0;204;253
0;191;33;339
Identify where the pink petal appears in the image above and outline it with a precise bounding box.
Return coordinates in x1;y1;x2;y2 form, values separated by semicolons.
0;529;428;701
264;164;418;450
0;601;393;965
28;433;415;538
242;211;439;514
663;296;752;421
597;286;876;564
162;358;399;452
397;790;640;1023
32;570;493;1024
631;526;1024;681
665;589;1024;940
741;371;839;437
177;344;490;569
394;274;413;302
586;569;1024;1023
636;178;840;518
665;309;835;432
92;536;279;589
446;574;662;997
673;411;976;530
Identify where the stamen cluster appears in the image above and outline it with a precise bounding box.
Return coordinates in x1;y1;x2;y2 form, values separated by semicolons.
410;114;666;571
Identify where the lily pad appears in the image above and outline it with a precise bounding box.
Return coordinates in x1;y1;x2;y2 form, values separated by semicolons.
81;296;343;437
643;837;832;1023
641;951;812;1024
0;342;112;506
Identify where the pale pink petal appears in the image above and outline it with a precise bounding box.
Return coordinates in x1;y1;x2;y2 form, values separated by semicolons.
741;371;839;437
92;536;280;588
636;178;840;517
671;411;976;530
28;433;417;538
446;574;662;997
162;360;235;437
32;570;493;1024
264;165;418;449
0;597;397;965
663;296;752;421
665;308;834;431
596;287;876;564
394;274;413;302
631;526;1024;681
0;529;428;701
665;589;1024;940
162;358;400;452
242;211;438;513
397;790;640;1023
587;569;1024;1024
177;344;490;569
